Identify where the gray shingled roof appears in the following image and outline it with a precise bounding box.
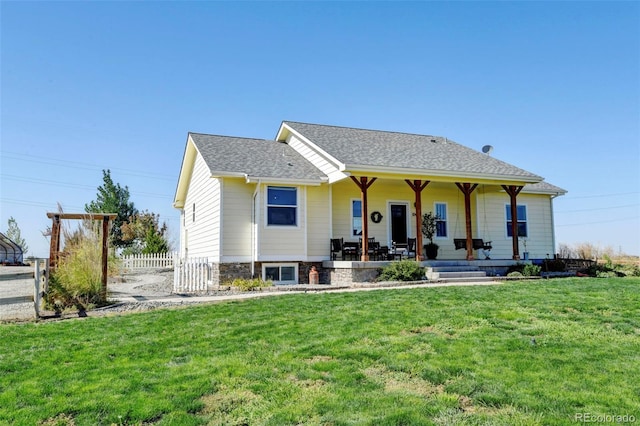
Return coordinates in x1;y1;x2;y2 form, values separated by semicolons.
283;121;542;181
523;181;567;194
189;133;327;181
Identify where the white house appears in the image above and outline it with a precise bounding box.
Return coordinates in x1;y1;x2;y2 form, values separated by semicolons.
173;121;566;285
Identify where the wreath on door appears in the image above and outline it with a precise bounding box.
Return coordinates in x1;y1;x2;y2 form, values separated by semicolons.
370;211;383;223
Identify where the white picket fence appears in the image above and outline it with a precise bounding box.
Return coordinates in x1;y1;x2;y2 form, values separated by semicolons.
121;252;177;270
173;257;210;293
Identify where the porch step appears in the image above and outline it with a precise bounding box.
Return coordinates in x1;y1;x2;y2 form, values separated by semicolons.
431;276;497;284
425;265;487;281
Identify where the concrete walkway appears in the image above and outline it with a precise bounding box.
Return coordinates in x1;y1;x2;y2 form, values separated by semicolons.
1;266;501;322
114;279;501;305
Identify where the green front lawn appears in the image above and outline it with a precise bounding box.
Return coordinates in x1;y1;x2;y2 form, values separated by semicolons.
1;278;638;425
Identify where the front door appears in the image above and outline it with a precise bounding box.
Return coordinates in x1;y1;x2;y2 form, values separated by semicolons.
390;204;408;245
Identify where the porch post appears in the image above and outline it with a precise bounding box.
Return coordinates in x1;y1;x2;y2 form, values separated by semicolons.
455;183;478;261
350;176;377;261
100;216;110;301
405;179;430;260
502;185;523;260
48;214;61;271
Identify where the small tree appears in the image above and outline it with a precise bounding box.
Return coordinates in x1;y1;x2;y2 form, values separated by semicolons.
421;212;439;259
85;170;137;248
6;216;28;254
121;210;170;255
421;212;438;245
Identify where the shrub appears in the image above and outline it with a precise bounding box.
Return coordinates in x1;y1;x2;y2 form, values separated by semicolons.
47;223;120;311
379;260;424;282
522;264;541;277
506;263;540;277
506;264;525;275
231;278;273;291
584;261;640;278
596;271;619;279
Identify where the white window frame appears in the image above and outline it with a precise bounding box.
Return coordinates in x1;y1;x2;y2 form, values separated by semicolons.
434;202;448;239
505;204;528;238
262;263;298;285
351;199;362;237
266;186;299;227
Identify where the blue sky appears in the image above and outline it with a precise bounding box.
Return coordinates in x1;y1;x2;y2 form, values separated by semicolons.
1;1;638;257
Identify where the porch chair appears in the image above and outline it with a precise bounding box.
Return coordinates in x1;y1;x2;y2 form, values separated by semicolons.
406;238;417;260
359;237;379;260
330;238;344;260
343;242;360;260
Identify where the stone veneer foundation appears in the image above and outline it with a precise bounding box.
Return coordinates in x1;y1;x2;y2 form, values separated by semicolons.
212;262;330;286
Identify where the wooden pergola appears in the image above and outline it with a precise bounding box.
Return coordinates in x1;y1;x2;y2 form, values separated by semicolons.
47;212;117;300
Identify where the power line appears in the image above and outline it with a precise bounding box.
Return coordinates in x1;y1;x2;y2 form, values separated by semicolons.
1;174;172;199
555;204;639;214
2;151;176;181
561;191;639;200
556;216;639;227
1;198;84;210
1;197;179;218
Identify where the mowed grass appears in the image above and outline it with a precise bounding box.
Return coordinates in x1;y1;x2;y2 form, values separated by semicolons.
1;278;639;425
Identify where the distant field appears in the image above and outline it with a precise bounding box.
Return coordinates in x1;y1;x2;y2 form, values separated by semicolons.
1;277;638;425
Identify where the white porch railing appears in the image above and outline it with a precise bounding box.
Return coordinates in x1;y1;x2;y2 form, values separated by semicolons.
120;252;177;270
173;257;210;293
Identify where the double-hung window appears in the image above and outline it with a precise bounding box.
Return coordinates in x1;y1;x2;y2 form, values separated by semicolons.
267;186;297;226
506;205;528;237
352;200;362;236
435;203;448;238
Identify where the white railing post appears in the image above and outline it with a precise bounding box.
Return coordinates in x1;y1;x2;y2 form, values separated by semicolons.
120;252;178;271
172;255;209;294
34;259;41;319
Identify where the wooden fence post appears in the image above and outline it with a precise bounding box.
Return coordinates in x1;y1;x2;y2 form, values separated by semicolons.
34;260;41;319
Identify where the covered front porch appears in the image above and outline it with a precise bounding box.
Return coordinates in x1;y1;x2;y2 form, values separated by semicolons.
343;174;527;263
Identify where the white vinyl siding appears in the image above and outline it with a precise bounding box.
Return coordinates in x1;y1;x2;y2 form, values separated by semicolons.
182;153;220;259
476;187;556;259
221;178;254;260
332;179;417;247
260;185;306;260
287;134;341;177
306;185;331;258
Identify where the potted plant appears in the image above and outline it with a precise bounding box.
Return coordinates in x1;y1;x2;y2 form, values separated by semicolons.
520;237;529;260
421;212;440;260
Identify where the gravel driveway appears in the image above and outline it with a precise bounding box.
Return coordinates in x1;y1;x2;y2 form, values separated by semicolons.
0;268;176;322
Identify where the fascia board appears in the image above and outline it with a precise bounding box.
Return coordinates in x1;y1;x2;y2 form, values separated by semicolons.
326;170;350;184
173;135;198;209
245;175;327;186
520;188;568;196
344;164;542;185
209;171;247;178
